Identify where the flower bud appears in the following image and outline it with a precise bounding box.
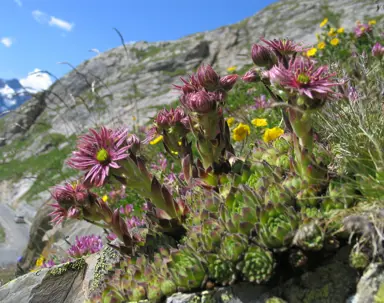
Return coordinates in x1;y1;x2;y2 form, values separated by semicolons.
196;64;220;91
251;44;277;68
219;74;238;91
183;91;217;113
242;69;261;83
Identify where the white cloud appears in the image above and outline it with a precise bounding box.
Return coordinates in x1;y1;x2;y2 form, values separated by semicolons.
32;10;74;32
20;69;53;93
32;10;49;24
1;37;13;47
14;0;22;7
49;16;74;31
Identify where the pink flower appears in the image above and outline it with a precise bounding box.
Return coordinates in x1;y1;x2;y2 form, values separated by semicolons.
354;24;372;38
42;259;56;268
261;38;309;55
67;127;130;187
119;204;134;216
67;235;103;258
49;202;68;225
268;57;339;100
252;95;270;109
372;42;384;58
51;181;88;208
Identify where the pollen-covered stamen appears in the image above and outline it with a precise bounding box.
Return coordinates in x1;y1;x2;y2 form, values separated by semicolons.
96;148;109;163
297;73;310;85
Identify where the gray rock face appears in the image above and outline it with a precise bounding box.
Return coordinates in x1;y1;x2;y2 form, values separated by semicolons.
353;263;384;303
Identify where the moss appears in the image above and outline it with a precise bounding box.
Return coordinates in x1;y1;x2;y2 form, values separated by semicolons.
132;45;162;61
375;282;384;303
195;34;205;41
0;223;5;243
48;258;86;277
303;283;330;303
90;246;120;293
219;292;234;303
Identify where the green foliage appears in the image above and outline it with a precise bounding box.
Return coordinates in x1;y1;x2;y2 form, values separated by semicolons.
0;223;5;243
132;45;162;61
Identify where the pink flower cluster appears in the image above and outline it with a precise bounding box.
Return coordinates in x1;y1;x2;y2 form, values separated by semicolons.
67;235;103;258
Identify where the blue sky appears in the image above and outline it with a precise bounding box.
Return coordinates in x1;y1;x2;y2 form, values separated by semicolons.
0;0;276;90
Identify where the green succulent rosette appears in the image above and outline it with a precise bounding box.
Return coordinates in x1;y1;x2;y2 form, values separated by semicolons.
236;245;275;284
219;233;248;262
282;174;305;196
327;179;356;208
264;183;294;206
293;220;325;251
349;245;370;270
168;247;207;291
206;254;236;285
296;185;321;208
255;202;299;251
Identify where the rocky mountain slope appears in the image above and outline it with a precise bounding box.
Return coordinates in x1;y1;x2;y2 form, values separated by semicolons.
0;0;382;217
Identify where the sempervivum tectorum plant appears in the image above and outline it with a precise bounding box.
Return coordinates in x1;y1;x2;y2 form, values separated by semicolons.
206;254;236;286
293;220;325;251
175;64;237;168
167;246;207;292
49;180;105;224
144;107;190;157
236;245;275;284
254;202;299;251
219;233;249;262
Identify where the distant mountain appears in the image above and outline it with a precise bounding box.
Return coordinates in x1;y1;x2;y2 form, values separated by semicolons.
0;78;31;114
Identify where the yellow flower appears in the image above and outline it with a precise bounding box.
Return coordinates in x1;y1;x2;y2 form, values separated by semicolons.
368;20;376;26
337;27;344;33
149;135;163;145
102;195;108;202
226;117;235;127
263;127;284;143
330;38;340;46
320;18;328;27
317;41;326;49
232;123;250;142
327;28;336;37
306;48;317;57
251;118;268;127
132;116;137;121
227;66;237;73
35;256;45;267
